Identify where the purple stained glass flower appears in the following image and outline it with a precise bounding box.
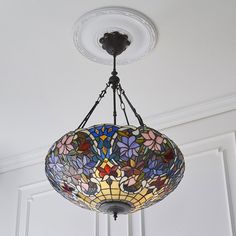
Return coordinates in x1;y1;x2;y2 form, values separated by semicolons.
74;155;96;176
143;157;164;178
117;136;139;159
49;153;63;172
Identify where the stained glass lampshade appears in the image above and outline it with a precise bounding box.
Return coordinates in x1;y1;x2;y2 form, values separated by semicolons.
45;124;184;215
45;31;185;219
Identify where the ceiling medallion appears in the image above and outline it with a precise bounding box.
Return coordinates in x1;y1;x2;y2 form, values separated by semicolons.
73;6;158;65
45;7;185;221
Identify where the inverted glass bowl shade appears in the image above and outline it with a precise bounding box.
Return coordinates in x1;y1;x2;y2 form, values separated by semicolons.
45;124;185;213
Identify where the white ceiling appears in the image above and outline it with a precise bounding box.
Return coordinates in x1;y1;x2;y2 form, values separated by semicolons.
1;0;236;158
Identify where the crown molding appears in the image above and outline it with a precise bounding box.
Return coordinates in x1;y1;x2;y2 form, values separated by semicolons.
0;148;48;174
145;93;236;129
1;93;236;174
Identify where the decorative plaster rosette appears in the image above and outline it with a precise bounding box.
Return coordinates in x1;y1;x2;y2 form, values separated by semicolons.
73;7;158;65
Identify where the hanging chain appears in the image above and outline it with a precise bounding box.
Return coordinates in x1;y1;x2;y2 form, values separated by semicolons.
78;83;110;129
117;88;130;125
78;78;144;128
118;84;145;126
78;50;145;128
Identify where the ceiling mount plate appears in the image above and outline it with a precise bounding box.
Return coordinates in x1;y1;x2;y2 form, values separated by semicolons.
73;7;158;65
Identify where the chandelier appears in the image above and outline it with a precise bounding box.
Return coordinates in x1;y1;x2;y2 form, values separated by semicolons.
45;8;185;220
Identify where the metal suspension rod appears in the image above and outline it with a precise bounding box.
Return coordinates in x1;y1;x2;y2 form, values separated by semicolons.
112;87;117;125
112;85;117;125
113;55;117;73
109;55;119;125
112;55;117;125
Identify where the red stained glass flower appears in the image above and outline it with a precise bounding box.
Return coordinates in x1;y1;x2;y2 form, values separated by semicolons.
98;164;118;178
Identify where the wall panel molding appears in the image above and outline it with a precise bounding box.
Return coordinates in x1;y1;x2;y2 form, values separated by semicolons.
143;147;234;236
16;181;98;236
220;150;235;236
15;181;53;236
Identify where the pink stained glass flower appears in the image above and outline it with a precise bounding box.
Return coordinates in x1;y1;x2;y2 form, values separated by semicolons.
57;134;74;155
142;130;164;151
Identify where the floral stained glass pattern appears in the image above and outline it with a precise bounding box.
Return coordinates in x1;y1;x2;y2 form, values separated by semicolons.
45;124;185;213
